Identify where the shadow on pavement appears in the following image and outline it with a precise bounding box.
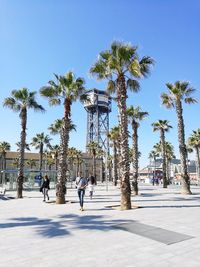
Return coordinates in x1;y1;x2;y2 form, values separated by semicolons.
0;214;133;239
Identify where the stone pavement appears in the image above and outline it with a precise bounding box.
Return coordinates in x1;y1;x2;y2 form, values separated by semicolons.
0;183;200;267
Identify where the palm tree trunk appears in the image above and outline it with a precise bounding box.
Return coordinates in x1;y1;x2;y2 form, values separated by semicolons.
117;75;131;210
56;99;70;204
195;147;200;184
161;129;167;188
176;101;191;194
132;122;139;195
55;154;58;171
2;152;6;171
93;153;96;180
17;108;27;198
113;143;118;186
39;143;43;172
166;158;170;184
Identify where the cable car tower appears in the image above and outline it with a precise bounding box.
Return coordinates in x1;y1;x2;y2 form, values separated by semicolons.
84;89;111;155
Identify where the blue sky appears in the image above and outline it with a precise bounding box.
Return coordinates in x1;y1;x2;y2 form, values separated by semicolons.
0;0;199;168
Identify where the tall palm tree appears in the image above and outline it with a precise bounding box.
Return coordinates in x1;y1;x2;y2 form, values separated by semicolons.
107;155;113;182
31;133;52;172
152;120;172;188
188;129;200;183
74;150;83;176
49;119;76;175
90;41;154;210
26;159;36;170
3;88;45;198
96;148;105;183
67;147;78;179
87;141;99;179
127;106;148;195
50;145;60;171
153;141;175;183
161;81;197;194
16;142;30;152
40;71;86;204
0;141;11;171
108;126;120;186
149;150;159;182
12;157;20;169
47;157;55;171
165;142;175;183
48;119;76;136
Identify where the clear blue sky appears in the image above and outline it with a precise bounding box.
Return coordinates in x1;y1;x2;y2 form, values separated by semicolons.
0;0;200;168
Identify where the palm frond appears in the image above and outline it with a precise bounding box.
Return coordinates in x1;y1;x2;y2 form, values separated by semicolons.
99;50;111;60
128;59;141;78
161;93;174;109
184;97;198;104
127;79;140;92
3;97;21;112
90;60;110;80
139;56;155;77
40;86;57;98
49;98;61;106
107;80;116;94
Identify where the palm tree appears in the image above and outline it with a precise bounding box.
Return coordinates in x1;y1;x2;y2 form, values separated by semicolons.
50;145;60;171
107;155;113;182
40;71;86;204
67;147;78;179
0;141;11;171
152;120;172;188
188;129;200;183
31;133;52;172
149;150;159;183
3;88;45;198
161;81;197;194
96;148;105;183
12;157;20;169
153;141;175;183
74;150;83;176
49;119;76;175
26;159;36;170
165;142;175;183
90;41;154;210
16;142;30;152
47;157;55;170
127;106;148;195
108;126;120;186
87;141;99;180
48;119;76;136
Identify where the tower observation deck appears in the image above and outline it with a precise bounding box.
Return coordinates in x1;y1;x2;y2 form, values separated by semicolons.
83;89;111;154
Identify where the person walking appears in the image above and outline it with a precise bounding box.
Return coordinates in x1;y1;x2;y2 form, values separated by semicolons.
41;175;50;202
75;172;87;211
87;173;96;199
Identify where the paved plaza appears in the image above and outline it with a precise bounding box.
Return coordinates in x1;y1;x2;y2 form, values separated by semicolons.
1;183;200;267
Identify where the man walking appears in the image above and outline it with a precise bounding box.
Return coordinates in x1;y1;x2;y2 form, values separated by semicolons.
75;172;88;211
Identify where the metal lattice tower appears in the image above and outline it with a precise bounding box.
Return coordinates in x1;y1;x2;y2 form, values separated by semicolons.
84;89;111;155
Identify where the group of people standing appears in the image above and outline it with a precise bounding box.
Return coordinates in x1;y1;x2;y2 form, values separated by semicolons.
39;172;96;211
75;172;96;211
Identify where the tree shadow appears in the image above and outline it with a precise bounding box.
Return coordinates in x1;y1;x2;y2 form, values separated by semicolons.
0;195;15;201
0;214;132;238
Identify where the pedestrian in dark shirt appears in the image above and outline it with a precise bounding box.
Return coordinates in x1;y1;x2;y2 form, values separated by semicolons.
41;175;50;202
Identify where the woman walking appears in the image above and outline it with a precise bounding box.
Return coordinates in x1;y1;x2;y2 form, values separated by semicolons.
41;175;50;202
75;172;88;211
